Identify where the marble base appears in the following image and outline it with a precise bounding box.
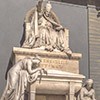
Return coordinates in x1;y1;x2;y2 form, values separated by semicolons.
12;47;84;100
29;70;85;100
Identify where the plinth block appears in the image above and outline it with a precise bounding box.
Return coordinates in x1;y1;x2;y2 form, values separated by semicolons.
13;47;82;74
30;70;85;100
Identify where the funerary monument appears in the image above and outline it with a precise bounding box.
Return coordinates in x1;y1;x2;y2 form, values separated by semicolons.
0;0;96;100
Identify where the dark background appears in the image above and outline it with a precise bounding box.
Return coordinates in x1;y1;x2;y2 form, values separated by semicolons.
54;0;100;7
0;0;88;96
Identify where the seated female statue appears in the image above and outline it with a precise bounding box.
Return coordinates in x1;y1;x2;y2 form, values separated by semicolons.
79;79;96;100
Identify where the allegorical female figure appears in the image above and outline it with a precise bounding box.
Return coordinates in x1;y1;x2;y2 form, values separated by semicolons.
0;57;46;100
79;79;96;100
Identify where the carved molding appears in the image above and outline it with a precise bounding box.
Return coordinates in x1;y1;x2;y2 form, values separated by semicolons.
13;47;82;60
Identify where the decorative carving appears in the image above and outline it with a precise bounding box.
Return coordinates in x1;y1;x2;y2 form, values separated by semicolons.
0;57;47;100
21;0;72;57
79;79;96;100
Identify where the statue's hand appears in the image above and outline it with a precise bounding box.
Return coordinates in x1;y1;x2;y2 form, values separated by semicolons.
55;25;64;31
39;68;47;75
42;69;47;75
38;67;44;71
59;25;63;29
35;34;40;38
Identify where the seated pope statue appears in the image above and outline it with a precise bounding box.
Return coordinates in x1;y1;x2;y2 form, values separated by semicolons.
22;0;72;57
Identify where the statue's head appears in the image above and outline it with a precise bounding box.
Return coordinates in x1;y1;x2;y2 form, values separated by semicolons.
31;55;41;68
84;79;94;90
37;0;44;13
45;1;52;13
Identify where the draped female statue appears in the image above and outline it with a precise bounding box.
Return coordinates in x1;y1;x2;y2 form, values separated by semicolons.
22;0;72;57
0;57;47;100
79;79;96;100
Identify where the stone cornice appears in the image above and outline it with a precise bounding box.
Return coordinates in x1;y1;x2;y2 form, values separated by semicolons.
13;47;82;60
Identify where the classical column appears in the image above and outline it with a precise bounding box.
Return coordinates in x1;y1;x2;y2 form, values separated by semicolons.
29;83;36;100
68;82;75;100
30;91;36;100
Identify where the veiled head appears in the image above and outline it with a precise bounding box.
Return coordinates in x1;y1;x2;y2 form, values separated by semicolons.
31;56;41;68
84;79;94;90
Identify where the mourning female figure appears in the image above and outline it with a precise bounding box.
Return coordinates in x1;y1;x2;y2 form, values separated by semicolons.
0;57;46;100
79;79;96;100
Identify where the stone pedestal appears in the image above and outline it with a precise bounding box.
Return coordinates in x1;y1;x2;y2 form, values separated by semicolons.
29;70;85;100
13;47;82;74
12;47;85;100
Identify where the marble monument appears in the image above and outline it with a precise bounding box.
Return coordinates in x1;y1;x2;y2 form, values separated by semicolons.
1;0;93;100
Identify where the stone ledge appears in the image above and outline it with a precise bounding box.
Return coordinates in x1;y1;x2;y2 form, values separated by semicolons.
41;70;85;80
13;47;82;60
30;70;85;95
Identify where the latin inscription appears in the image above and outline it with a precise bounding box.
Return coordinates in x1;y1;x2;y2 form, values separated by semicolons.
40;58;68;70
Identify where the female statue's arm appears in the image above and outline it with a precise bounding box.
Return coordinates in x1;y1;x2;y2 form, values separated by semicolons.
28;71;40;83
92;90;96;100
79;88;85;100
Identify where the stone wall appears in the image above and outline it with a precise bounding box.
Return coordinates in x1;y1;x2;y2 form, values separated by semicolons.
88;5;100;100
